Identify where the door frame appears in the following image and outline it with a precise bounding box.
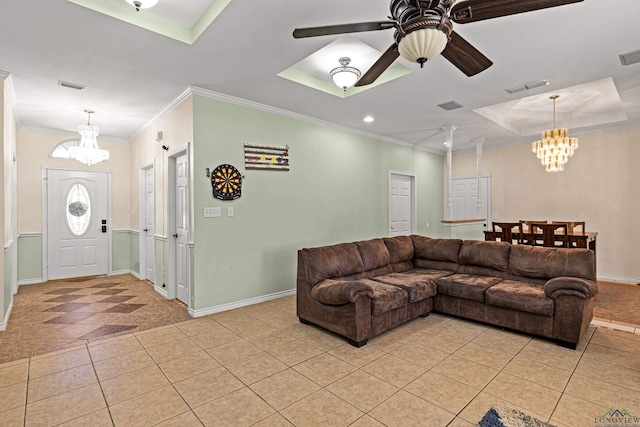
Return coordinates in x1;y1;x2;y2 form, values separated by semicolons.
41;167;113;282
388;170;417;236
139;161;155;282
166;144;190;303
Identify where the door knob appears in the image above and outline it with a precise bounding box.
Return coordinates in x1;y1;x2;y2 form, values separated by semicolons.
143;228;148;232
173;233;178;238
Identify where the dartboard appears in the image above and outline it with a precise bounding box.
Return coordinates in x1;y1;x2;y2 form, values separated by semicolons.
211;164;242;200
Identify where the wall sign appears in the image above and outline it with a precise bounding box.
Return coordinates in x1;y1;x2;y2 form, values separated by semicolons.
210;164;242;200
244;143;289;170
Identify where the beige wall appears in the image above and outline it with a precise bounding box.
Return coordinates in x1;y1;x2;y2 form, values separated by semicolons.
16;129;131;233
452;128;640;281
129;95;193;237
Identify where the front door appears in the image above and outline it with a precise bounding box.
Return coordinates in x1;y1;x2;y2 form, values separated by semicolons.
175;153;189;304
389;173;415;236
46;169;110;280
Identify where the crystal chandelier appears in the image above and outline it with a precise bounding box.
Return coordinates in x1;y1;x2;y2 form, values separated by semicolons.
531;95;579;172
68;110;110;166
330;57;361;90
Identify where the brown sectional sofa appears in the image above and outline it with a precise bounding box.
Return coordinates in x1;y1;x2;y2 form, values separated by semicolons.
296;235;597;349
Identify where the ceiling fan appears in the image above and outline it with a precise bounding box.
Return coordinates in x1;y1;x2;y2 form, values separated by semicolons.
293;0;583;86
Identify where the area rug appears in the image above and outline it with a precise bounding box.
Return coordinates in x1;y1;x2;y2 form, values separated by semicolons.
478;406;556;427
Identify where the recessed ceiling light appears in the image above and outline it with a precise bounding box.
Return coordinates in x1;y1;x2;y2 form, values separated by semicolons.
363;116;374;123
58;80;86;91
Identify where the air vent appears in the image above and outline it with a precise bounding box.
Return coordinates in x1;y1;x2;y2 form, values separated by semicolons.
438;101;463;111
58;80;86;91
505;79;549;94
620;49;640;66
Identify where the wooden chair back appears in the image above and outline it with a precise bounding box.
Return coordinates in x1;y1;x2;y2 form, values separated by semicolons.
530;222;569;248
492;222;523;244
552;221;585;234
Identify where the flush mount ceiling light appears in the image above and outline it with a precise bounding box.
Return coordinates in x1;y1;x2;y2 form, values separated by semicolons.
68;110;110;166
531;95;579;172
124;0;159;12
363;115;375;123
330;57;361;90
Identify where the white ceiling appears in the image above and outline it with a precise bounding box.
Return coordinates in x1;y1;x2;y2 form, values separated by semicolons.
2;0;640;153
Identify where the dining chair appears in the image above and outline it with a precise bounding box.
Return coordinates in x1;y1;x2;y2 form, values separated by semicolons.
519;220;547;245
552;221;586;233
530;222;569;248
492;222;523;244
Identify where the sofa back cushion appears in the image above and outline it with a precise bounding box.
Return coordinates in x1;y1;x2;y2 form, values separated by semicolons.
354;239;392;276
508;245;596;281
459;240;511;272
300;243;365;286
383;236;414;272
412;236;461;263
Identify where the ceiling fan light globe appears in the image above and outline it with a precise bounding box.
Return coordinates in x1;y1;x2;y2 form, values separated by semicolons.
332;70;359;90
124;0;159;10
398;28;448;64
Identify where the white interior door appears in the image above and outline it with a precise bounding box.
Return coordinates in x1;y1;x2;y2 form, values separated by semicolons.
175;153;189;304
451;176;491;229
46;169;109;280
389;172;415;236
142;166;155;282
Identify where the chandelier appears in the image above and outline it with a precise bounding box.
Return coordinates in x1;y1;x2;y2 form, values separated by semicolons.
68;110;110;166
330;57;361;90
531;95;579;172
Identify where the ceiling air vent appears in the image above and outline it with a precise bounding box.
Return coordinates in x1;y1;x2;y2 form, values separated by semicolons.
620;49;640;66
438;101;463;111
505;79;549;94
58;80;86;91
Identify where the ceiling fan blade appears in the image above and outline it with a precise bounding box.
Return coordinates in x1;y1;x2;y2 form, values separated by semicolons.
450;0;583;24
355;44;400;87
293;21;395;38
441;31;493;76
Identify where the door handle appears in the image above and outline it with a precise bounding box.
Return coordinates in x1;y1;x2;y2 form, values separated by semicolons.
173;233;178;238
143;228;148;232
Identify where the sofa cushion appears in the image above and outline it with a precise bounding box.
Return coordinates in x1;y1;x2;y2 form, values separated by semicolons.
301;243;364;286
436;274;502;302
371;272;437;302
311;279;374;305
354;239;391;272
485;280;553;317
383;236;414;272
459;240;511;272
412;236;461;263
508;245;596;281
359;279;408;315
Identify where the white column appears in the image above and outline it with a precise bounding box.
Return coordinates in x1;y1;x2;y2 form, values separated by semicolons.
442;125;456;220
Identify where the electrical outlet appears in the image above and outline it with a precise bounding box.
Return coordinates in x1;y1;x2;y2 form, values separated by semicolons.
492;213;499;220
228;207;234;217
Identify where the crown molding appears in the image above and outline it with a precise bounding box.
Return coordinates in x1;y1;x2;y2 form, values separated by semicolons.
129;86;194;143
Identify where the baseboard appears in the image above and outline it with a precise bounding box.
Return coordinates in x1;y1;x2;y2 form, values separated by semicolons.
597;274;640;284
112;269;141;279
0;300;13;331
154;285;168;298
18;278;44;286
189;289;296;318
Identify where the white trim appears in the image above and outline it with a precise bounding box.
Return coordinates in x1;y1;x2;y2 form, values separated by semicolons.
0;300;13;332
154;284;169;298
18;278;45;286
4;239;14;251
112;269;142;279
597;274;640;284
188;86;441;154
18;232;42;238
189;289;297;318
139;161;155;282
129;87;193;143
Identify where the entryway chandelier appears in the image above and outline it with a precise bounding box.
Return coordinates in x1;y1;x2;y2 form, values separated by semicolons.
68;110;110;166
531;95;579;172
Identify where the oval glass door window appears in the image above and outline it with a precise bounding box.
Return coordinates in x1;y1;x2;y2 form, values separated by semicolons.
66;183;91;236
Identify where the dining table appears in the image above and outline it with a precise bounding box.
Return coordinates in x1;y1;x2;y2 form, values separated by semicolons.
483;228;598;252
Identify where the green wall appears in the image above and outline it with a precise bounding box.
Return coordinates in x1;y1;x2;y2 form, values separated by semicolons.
112;230;132;273
4;245;11;315
191;95;445;310
17;234;42;282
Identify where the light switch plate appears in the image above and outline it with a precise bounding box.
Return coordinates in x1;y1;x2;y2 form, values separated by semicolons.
228;207;234;217
204;207;221;217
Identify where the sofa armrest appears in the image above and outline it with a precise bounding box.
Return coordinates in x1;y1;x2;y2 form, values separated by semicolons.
544;277;598;299
311;279;374;305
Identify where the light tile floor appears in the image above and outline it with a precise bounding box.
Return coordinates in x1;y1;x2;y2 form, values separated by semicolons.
1;295;639;426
